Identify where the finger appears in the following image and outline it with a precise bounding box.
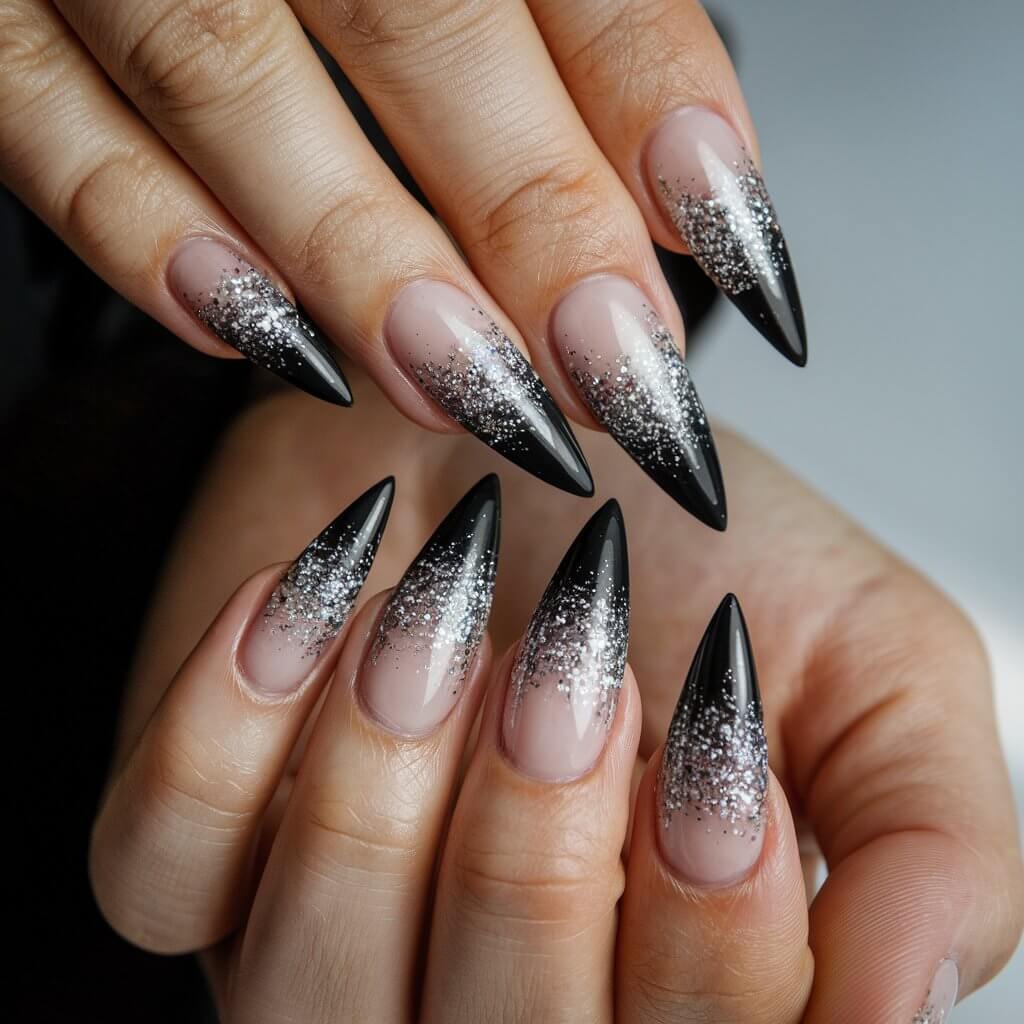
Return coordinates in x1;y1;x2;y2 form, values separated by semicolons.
618;595;812;1023
530;0;808;365
291;0;727;529
90;478;393;953
231;477;500;1024
0;1;351;404
789;575;1024;1022
422;501;636;1023
55;0;592;497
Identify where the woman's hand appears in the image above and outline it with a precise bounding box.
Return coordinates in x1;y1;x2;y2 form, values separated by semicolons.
0;0;806;524
92;381;1022;1021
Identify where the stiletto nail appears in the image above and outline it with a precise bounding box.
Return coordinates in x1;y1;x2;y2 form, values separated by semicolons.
912;960;959;1023
169;237;353;405
552;275;726;530
502;500;629;781
241;478;394;695
658;594;767;885
647;108;807;366
386;279;594;497
360;474;500;736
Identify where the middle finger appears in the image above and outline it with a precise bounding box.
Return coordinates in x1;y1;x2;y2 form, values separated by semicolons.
294;0;728;530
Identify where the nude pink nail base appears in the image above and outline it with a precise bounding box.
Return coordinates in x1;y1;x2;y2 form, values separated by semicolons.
240;478;394;696
360;475;500;737
552;275;726;530
912;960;959;1023
502;501;629;782
658;594;767;886
168;236;351;405
646;107;807;366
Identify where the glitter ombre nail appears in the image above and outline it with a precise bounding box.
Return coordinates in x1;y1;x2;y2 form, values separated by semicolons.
646;108;807;366
360;475;500;736
169;237;352;405
552;275;725;529
502;500;629;781
658;594;768;885
386;280;593;497
241;478;394;695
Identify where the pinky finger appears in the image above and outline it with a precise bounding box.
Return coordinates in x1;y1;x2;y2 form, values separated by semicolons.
89;479;392;953
0;2;351;404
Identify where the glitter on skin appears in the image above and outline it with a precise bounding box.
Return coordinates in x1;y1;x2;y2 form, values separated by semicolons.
658;154;788;296
184;262;321;372
369;528;497;697
566;305;712;479
263;521;379;660
409;311;552;454
508;575;629;733
660;670;768;836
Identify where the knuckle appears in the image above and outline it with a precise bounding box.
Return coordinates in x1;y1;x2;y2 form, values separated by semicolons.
451;820;622;928
0;3;77;120
119;0;289;121
470;158;616;264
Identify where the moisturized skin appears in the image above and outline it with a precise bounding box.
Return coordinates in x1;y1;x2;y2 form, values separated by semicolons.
241;478;394;695
552;275;726;529
658;593;768;886
168;237;352;405
502;499;629;781
647;107;807;366
361;475;500;736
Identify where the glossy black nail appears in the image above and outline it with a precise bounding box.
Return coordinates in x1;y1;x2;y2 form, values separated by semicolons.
658;594;768;884
503;499;630;780
386;280;594;497
647;108;807;367
169;237;353;405
361;474;500;734
553;275;727;530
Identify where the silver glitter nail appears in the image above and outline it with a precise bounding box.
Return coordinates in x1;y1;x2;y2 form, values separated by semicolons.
262;480;393;659
659;597;768;836
659;153;788;296
566;305;713;480
368;481;499;696
409;311;552;454
508;503;629;731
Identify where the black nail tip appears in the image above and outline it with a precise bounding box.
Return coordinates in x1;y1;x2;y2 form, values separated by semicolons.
681;593;761;717
550;498;629;601
321;475;395;555
493;393;594;498
644;438;727;531
419;474;502;568
728;251;807;368
276;326;354;406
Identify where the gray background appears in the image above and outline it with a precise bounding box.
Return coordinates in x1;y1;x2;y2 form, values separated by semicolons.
695;2;1022;1018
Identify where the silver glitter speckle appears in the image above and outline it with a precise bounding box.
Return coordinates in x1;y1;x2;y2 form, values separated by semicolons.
409;312;550;454
659;155;787;295
911;1003;948;1024
185;261;319;372
508;567;629;732
369;523;497;696
566;306;712;479
264;518;380;660
660;670;768;836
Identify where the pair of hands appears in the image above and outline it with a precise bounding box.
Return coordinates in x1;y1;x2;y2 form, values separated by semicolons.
91;381;1022;1022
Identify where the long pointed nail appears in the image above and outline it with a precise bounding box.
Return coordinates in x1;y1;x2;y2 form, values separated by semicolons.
658;594;767;885
169;238;353;405
360;474;500;736
647;108;807;366
502;500;629;781
241;478;394;695
386;280;594;497
552;275;726;529
912;960;959;1023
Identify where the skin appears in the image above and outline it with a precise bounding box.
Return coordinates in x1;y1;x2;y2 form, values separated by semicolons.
93;374;1023;1022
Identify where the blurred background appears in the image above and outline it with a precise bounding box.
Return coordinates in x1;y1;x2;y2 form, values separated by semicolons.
3;0;1020;1019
